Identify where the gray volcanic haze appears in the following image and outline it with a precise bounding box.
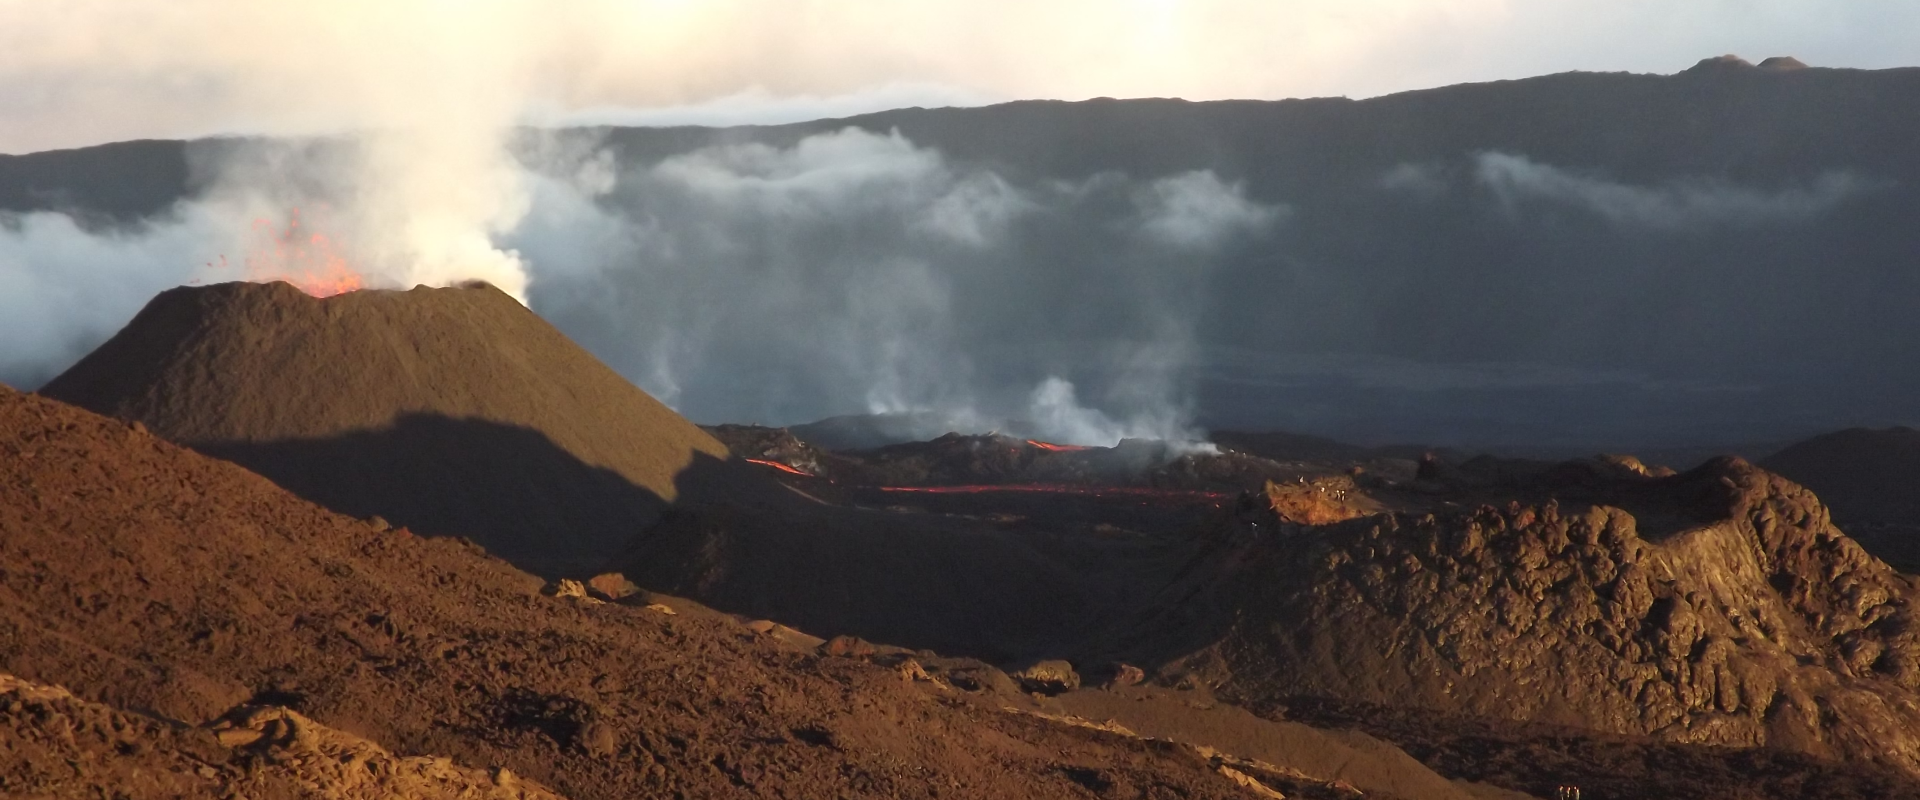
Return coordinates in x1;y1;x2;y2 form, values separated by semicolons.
4;0;1920;451
517;81;1920;452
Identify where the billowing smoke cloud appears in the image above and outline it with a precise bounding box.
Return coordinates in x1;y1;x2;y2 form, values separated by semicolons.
0;3;561;390
1472;152;1880;228
2;2;559;311
0;117;1280;445
0;138;536;392
185;135;531;298
0;210;212;387
1134;170;1286;248
509;128;1281;445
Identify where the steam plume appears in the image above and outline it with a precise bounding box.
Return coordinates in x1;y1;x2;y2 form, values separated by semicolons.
510;129;1282;445
1472;152;1880;229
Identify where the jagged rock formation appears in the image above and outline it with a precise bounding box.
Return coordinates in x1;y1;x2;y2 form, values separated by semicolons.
38;280;743;574
1108;457;1920;775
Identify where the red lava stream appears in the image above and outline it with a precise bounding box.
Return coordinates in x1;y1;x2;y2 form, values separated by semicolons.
741;458;1227;503
875;484;1228;502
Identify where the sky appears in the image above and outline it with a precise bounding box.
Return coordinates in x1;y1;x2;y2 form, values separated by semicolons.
2;0;1919;154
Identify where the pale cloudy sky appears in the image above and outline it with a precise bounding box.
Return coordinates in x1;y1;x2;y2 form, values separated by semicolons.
0;0;1916;153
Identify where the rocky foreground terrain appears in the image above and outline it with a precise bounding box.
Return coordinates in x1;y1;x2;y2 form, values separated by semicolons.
3;382;1523;799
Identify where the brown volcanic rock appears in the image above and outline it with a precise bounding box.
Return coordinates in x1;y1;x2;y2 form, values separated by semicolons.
702;423;840;476
38;280;740;574
1104;457;1920;779
0;384;1279;800
0;672;566;800
1263;476;1378;525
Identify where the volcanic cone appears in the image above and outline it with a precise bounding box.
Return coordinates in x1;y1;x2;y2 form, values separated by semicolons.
40;280;742;574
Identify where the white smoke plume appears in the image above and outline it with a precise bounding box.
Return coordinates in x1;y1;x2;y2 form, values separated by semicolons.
184;135;531;298
1473;152;1880;228
509;129;1281;447
2;3;554;304
2;0;1289;441
0;210;211;387
0;125;1283;453
1133;171;1285;248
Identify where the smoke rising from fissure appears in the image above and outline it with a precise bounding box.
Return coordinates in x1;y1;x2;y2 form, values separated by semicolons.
511;127;1281;446
1470;152;1883;229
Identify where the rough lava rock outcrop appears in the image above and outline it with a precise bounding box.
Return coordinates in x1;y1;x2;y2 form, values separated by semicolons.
1116;456;1920;774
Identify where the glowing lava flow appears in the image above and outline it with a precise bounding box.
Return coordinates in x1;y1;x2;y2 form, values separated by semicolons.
1025;439;1093;453
236;208;366;297
876;484;1226;502
746;458;813;477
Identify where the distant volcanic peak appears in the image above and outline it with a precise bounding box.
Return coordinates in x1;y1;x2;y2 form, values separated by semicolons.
1685;54;1757;73
1675;53;1813;77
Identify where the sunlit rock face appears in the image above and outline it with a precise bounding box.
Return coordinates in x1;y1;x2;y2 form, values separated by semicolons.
1119;456;1920;772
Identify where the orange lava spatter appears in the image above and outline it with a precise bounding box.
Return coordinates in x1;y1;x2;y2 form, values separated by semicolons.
745;458;813;476
1025;439;1094;453
239;208;365;297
